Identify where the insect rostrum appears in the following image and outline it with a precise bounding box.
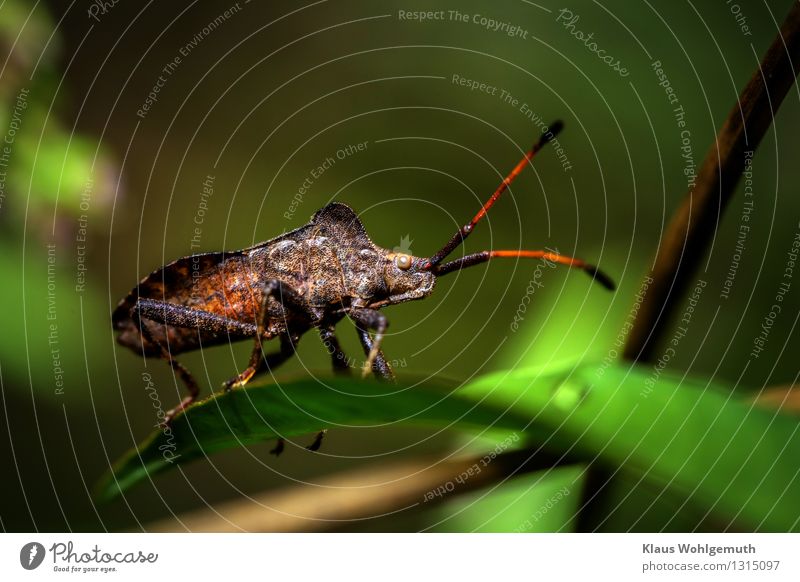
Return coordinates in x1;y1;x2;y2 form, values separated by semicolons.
113;121;614;453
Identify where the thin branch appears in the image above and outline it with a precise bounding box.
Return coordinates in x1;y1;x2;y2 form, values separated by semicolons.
623;1;800;362
148;4;800;534
146;449;570;532
578;2;800;532
751;383;800;414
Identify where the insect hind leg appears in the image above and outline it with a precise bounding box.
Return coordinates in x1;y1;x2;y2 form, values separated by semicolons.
131;298;257;424
130;302;203;425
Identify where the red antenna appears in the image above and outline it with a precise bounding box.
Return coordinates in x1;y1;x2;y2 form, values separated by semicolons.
425;120;614;290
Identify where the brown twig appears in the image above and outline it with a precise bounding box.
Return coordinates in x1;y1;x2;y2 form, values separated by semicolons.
623;1;800;362
751;382;800;414
578;2;800;532
146;449;571;532
150;4;800;534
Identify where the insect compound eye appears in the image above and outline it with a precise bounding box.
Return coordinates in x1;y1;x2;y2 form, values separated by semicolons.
394;254;412;271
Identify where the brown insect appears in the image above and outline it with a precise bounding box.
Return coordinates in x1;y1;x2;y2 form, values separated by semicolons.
113;121;614;453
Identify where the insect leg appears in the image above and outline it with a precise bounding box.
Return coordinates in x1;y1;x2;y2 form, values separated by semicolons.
318;326;351;375
255;279;309;326
350;309;394;381
356;328;395;381
274;327;346;455
222;333;296;391
135;297;256;336
305;430;327;451
229;278;307;391
249;279;310;456
130;302;215;425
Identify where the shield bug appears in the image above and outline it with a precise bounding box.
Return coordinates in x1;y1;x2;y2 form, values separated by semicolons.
113;120;614;452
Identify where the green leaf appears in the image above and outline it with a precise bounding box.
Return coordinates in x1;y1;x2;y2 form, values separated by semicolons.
575;467;730;532
460;362;800;531
94;375;533;503
428;466;584;532
97;361;800;532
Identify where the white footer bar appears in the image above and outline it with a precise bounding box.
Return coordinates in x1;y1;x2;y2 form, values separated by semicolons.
1;533;797;581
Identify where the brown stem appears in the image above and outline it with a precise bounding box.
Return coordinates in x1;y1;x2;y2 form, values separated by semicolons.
623;1;800;362
145;448;571;532
751;380;800;414
578;2;800;533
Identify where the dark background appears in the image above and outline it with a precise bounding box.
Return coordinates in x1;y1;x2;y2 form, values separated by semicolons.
0;0;797;531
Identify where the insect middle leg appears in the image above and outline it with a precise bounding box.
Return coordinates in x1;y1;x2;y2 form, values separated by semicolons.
241;279;321;455
222;333;297;391
280;326;352;455
318;325;352;376
224;278;308;391
270;326;348;456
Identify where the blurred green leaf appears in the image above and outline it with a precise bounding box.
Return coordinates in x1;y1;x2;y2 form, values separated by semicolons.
0;0;58;90
94;375;532;503
9;106;117;219
576;467;730;532
460;362;800;531
98;361;800;532
428;465;584;533
0;246;116;403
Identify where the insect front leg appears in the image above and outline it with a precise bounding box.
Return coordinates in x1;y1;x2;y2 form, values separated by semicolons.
356;328;395;381
350;308;394;381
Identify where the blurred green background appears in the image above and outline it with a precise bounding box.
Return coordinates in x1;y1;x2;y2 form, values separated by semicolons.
0;0;798;532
